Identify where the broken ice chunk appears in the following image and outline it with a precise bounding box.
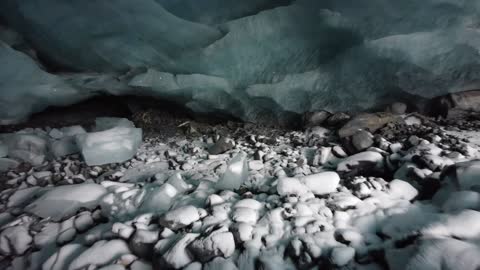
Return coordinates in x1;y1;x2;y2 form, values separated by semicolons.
49;125;87;158
141;183;178;213
215;152;248;190
2;133;48;165
25;183;107;221
50;136;80;158
76;125;142;166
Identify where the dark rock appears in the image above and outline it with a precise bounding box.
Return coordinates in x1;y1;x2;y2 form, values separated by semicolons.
326;112;351;127
338;113;402;138
208;137;235;155
351;130;374;152
303;111;332;127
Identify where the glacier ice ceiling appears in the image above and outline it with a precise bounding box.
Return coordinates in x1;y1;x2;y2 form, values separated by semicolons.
1;0;480;124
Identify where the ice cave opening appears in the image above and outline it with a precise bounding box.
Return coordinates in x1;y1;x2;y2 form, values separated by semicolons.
1;1;480;270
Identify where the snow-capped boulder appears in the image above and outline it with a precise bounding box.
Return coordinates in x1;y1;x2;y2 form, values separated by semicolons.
337;151;384;173
388;179;418;201
301;171;340;195
159;206;201;230
188;229;236;262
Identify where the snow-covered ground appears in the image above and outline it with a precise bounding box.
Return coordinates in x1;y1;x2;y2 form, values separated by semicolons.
1;113;480;270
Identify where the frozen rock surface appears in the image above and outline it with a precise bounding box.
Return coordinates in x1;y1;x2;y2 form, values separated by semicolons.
1;0;480;124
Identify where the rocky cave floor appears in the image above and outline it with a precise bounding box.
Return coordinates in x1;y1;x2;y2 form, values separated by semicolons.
1;102;480;270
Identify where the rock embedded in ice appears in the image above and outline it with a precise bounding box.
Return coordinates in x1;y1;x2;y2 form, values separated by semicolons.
76;125;142;166
188;230;235;262
68;240;130;270
277;177;309;197
159;205;201;230
215;152;248;191
388;180;418;201
25;183;107;221
0;157;19;172
301;171;340;195
337;151;384;173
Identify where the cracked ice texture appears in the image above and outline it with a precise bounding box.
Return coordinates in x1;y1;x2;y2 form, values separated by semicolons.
0;0;480;124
